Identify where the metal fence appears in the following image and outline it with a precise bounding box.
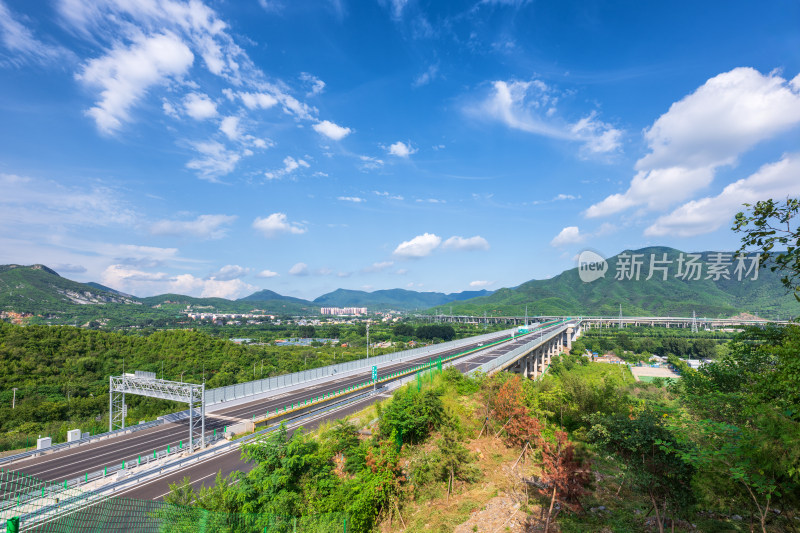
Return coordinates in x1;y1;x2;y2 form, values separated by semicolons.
204;328;516;406
1;468;348;532
23;499;349;533
0;422;163;468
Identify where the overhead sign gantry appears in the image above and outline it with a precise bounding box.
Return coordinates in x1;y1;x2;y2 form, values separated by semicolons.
109;371;206;449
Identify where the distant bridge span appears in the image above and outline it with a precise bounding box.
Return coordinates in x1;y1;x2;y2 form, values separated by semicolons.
420;314;794;329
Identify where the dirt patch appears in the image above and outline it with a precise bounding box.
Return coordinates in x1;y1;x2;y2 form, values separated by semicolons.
452;496;526;533
630;366;680;380
384;435;545;532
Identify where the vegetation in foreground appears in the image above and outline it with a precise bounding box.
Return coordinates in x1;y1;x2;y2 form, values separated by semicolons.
167;324;800;532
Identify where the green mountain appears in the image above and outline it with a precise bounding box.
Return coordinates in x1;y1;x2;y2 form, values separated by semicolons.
86;282;134;298
0;264;139;313
238;289;311;305
445;246;799;320
0;266;316;323
312;288;493;311
140;293;316;315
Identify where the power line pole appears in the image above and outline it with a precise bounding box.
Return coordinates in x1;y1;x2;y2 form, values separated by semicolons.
618;304;623;329
12;388;18;409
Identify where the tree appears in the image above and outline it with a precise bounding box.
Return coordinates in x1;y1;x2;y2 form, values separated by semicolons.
671;326;800;531
379;387;444;444
588;410;695;533
539;430;592;533
392;323;415;338
661;337;689;357
691;338;717;359
433;426;480;497
297;325;316;338
733;197;800;301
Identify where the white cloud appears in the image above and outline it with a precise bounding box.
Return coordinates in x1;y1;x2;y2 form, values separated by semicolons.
359;156;384;171
337;196;365;203
388;0;409;19
184;92;217;120
553;193;579;201
252;213;306;237
0;1;74;66
570;112;623;155
413;64;439;88
53;263;88;274
313;120;352;140
102;264;169;285
645;153;800;237
100;264;256;298
186;140;243;181
150;214;236;239
587;67;800;218
219;115;240;140
388;141;417;158
300;72;325;96
374;190;403;200
208;264;250;281
258;0;283;13
238;91;279;110
442;235;490;251
469;280;494;288
170;273;256;299
77;32;194;134
256;269;279;278
265;156;310;179
393;233;442;258
363;261;394;273
162;99;179;118
550;226;586;247
62;0;331;157
470;79;622;154
0;172;136;229
289;262;309;276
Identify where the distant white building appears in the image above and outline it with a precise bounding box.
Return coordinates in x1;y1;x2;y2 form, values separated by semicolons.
320;307;367;316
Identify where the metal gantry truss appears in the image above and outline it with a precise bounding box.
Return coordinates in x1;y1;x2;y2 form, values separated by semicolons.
109;371;206;449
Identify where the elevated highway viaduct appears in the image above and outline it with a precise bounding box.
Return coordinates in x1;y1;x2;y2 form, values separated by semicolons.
3;321;574;500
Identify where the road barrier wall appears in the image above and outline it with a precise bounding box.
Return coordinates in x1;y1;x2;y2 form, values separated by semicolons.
467;322;570;375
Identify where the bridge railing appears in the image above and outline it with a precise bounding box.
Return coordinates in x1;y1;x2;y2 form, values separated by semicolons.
204;327;517;406
467;322;571;376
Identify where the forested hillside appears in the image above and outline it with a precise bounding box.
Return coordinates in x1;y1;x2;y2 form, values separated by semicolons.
448;246;799;318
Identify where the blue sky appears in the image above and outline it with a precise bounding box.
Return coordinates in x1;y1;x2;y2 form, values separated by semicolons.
1;0;799;300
